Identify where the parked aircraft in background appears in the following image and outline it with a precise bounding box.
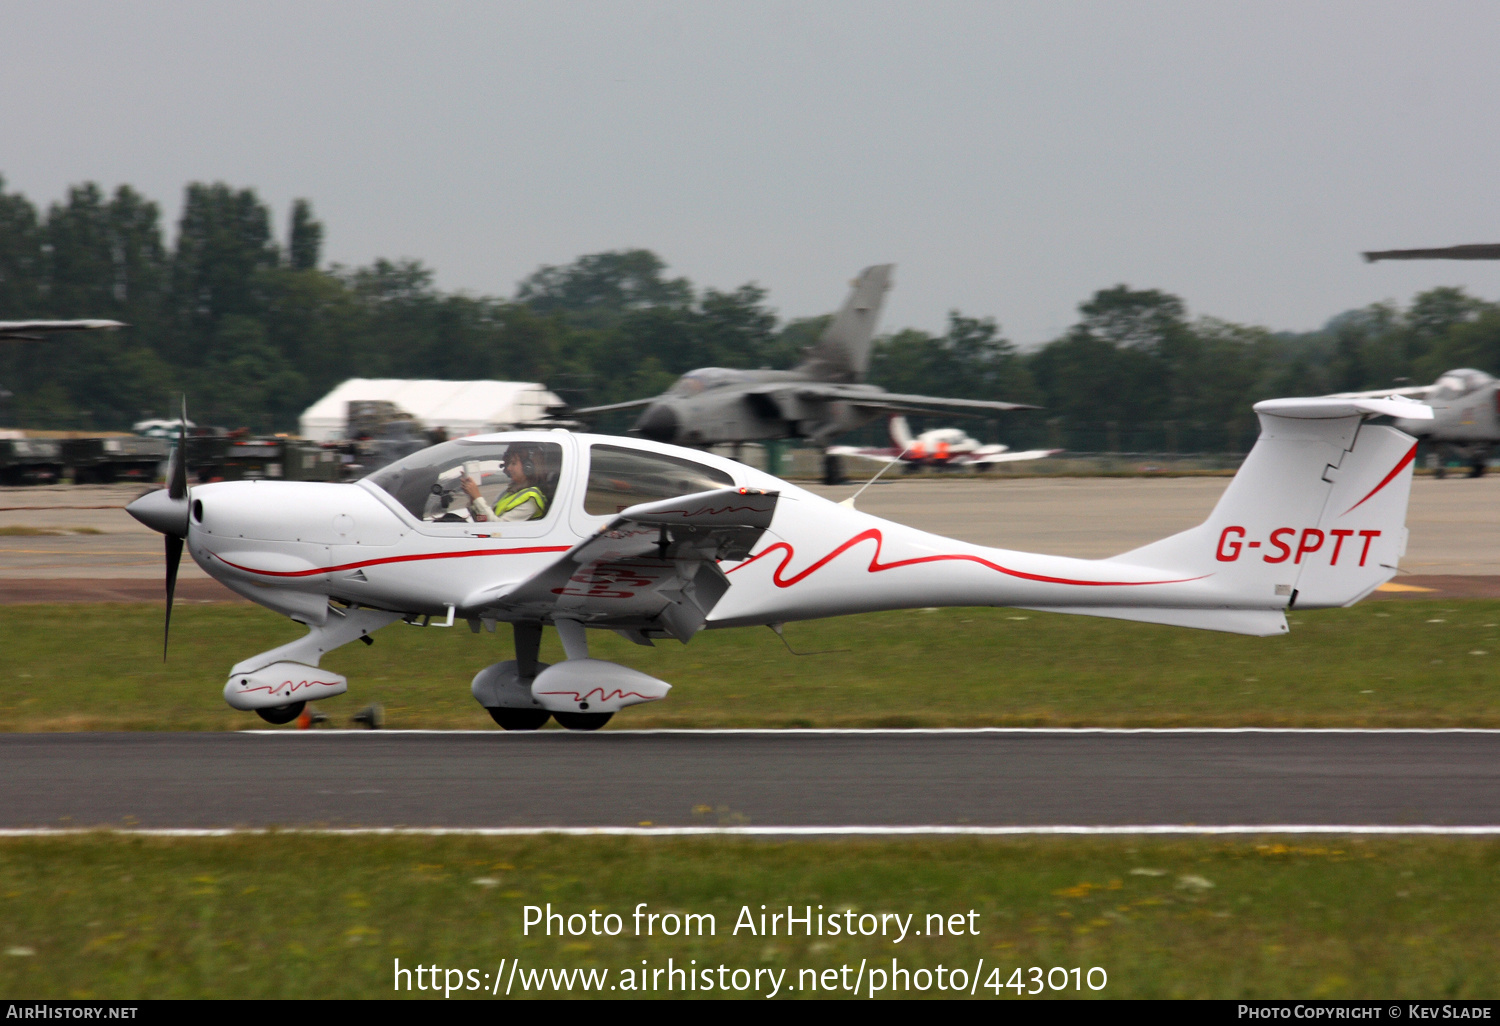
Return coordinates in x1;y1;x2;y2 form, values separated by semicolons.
829;415;1059;471
127;395;1427;731
575;265;1036;481
1331;373;1500;477
0;320;125;341
1352;244;1500;475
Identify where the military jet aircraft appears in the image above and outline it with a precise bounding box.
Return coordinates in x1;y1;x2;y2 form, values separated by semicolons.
0;319;126;341
829;415;1059;471
126;393;1428;730
1331;370;1500;477
1351;241;1500;473
575;265;1036;482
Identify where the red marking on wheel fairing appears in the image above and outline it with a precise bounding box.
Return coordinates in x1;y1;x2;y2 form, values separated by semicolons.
1342;443;1418;516
214;545;571;578
725;528;1205;588
234;677;341;696
537;688;659;703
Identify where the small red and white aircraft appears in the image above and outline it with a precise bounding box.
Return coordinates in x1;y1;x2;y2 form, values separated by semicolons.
829;415;1060;470
127;393;1431;729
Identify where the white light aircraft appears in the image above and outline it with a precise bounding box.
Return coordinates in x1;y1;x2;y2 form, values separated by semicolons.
127;394;1431;729
829;415;1059;470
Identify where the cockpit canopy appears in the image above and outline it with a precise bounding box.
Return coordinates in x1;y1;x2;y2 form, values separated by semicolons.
365;439;562;522
1432;368;1496;400
667;368;745;397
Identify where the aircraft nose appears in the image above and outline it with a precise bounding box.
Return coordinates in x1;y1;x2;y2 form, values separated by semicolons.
636;403;679;443
126;488;190;537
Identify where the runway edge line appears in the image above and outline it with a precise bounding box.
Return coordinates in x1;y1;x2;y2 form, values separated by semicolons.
4;825;1500;837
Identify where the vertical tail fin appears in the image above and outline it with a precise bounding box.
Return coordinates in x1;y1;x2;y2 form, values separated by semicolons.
888;415;914;448
797;264;894;383
1113;397;1428;610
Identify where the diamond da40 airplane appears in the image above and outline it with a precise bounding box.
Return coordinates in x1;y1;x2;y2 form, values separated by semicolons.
127;393;1430;729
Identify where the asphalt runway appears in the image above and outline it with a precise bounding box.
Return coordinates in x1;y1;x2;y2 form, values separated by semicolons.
4;730;1500;830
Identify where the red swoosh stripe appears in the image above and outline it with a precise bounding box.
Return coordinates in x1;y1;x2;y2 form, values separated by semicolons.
234;677;341;696
726;528;1204;588
214;545;571;578
536;688;659;703
1341;443;1418;516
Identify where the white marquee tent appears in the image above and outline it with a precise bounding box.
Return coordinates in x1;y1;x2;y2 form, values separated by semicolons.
297;379;565;441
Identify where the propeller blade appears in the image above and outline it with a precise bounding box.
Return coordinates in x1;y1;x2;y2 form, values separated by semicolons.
164;533;183;660
168;398;189;500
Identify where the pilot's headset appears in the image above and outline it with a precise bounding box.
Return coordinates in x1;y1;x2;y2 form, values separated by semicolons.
506;444;540;482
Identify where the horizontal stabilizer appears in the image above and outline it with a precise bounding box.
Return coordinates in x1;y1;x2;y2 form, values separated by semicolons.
1255;395;1433;421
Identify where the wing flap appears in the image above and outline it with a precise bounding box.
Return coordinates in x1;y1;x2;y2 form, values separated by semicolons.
472;487;778;639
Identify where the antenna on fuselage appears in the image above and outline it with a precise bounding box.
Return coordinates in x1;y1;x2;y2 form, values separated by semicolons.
766;622;848;656
838;443;912;509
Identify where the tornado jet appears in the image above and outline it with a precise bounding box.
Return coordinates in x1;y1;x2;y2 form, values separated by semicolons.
575;266;1036;480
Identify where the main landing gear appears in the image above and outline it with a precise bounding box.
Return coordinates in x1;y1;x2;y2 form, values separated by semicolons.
552;711;613;731
475;621;659;731
487;707;551;731
256;701;305;725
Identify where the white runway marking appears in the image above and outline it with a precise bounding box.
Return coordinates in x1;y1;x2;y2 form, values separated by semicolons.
239;727;1500;736
3;825;1500;838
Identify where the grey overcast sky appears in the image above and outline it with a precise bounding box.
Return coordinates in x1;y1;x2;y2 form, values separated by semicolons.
5;0;1500;346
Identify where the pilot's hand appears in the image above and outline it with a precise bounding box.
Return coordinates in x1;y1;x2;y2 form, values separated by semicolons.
460;476;481;501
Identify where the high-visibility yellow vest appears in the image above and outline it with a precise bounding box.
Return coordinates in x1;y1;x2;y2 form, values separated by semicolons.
494;485;547;520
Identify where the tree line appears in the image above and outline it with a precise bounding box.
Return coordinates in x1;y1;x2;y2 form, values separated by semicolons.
3;175;1500;452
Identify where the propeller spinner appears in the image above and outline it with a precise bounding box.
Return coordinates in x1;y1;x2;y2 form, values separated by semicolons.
124;401;191;658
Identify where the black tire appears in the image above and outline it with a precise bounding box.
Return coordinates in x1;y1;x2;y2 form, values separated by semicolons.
1472;463;1487;479
553;711;613;731
487;707;551;731
255;702;305;725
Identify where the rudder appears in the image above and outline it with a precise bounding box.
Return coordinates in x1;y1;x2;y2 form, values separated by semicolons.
1112;397;1423;611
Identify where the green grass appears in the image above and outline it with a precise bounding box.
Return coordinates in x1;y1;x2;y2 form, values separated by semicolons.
0;834;1495;999
1;600;1497;730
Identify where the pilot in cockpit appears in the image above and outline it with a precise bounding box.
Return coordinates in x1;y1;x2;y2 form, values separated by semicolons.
461;443;548;522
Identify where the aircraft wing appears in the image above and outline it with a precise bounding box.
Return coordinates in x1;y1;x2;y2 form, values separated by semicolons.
780;383;1038;412
573;397;660;415
860;390;1037;412
466;487;778;640
0;319;126;341
967;448;1061;464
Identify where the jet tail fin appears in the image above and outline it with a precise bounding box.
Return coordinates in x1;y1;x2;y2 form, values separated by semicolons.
1112;397;1424;611
797;264;894;382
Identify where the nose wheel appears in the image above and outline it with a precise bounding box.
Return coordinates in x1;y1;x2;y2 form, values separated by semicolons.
255;702;306;725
